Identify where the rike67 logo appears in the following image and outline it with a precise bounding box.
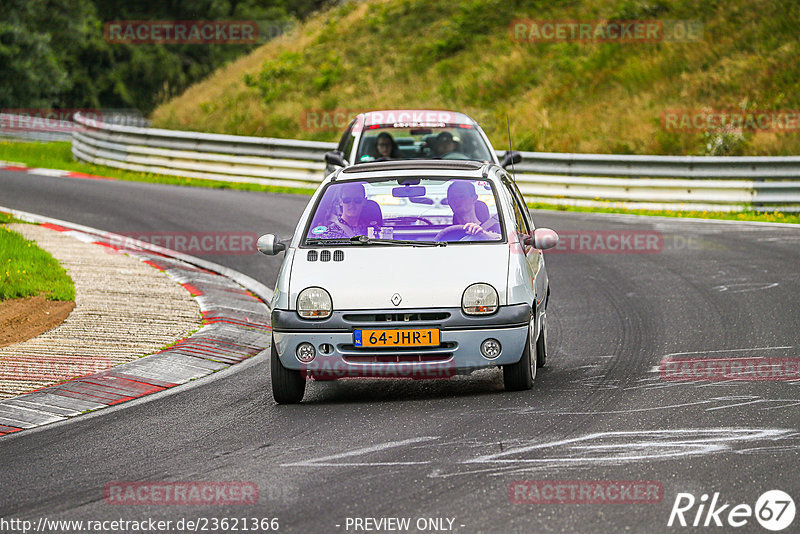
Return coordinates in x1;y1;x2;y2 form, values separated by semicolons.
668;490;795;531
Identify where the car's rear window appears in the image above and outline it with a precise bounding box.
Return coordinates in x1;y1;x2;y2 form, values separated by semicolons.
355;124;494;164
303;177;504;245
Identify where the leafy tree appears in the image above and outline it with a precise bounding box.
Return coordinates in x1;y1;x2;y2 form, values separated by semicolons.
0;0;332;113
0;1;68;108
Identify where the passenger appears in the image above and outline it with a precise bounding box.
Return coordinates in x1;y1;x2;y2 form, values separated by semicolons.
372;132;402;159
434;131;461;158
444;181;500;239
319;182;369;239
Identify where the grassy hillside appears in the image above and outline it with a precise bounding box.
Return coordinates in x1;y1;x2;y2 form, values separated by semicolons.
151;0;800;156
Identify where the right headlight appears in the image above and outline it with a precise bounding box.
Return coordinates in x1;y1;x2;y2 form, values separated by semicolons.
297;287;332;319
462;283;498;315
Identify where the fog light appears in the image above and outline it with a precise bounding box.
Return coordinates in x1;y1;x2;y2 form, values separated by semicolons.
480;338;501;359
296;342;316;363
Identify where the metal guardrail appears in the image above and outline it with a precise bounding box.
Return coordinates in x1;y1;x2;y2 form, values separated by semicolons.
69;113;800;211
72;113;329;189
1;113;74;142
1;112;150;143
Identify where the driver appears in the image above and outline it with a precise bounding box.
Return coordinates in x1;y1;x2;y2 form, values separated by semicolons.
444;181;500;240
319;182;368;239
434;131;461;158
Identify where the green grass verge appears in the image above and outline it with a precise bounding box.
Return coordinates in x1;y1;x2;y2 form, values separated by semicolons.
0;141;315;196
3;141;797;225
0;222;76;301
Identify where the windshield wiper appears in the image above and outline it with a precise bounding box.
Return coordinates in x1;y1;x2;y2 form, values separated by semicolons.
305;238;361;246
350;235;446;247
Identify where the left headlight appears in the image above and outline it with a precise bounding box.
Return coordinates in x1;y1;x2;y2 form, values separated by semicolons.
297;287;333;319
462;283;498;315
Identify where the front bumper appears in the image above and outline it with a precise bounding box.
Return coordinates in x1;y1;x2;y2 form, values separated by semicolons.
271;304;531;378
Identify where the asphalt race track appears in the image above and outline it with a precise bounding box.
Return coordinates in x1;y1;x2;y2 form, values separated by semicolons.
1;170;799;533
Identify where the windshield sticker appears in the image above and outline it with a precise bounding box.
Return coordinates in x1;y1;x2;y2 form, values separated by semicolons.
392;121;446;128
311;226;328;235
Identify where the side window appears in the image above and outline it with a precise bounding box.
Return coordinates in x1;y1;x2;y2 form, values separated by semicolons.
337;120;356;162
510;180;534;230
502;179;530;237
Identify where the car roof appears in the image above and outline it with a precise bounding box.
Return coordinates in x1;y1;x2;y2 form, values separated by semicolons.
331;160;505;185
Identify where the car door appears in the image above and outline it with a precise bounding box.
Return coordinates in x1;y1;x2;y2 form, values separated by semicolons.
501;174;547;313
511;177;549;310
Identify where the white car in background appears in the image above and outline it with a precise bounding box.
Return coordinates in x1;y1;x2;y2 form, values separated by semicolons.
323;109;521;174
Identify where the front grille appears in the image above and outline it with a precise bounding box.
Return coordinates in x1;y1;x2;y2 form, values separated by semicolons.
339;341;457;352
333;250;344;261
343;312;450;323
343;353;453;364
320;250;331;262
307;250;318;261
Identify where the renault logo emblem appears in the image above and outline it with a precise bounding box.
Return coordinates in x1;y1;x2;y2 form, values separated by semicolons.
391;293;402;306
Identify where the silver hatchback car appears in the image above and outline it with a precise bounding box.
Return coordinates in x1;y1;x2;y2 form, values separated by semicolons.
258;160;558;403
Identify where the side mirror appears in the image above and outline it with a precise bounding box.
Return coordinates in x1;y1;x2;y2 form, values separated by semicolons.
500;150;522;168
524;228;559;250
257;234;286;255
324;150;348;168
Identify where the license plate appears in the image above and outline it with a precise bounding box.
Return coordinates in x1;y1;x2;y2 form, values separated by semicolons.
354;328;440;348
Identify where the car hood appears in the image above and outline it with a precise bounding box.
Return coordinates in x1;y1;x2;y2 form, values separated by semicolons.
289;244;509;310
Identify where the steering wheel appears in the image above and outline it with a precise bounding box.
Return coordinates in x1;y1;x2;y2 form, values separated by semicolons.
441;152;470;160
435;216;502;242
434;224;469;241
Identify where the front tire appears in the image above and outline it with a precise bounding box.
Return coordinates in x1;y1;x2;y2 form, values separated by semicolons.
503;319;537;391
271;335;305;404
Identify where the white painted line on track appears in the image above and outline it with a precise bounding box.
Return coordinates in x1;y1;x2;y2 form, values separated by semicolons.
282;436;439;467
662;345;794;358
464;428;794;464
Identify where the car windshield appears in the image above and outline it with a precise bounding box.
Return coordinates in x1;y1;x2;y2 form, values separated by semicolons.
355;125;494;164
303;177;504;245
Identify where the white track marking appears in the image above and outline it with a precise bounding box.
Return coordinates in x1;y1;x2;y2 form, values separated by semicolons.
713;282;779;293
464;428;793;465
661;346;794;358
282;436;438;467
